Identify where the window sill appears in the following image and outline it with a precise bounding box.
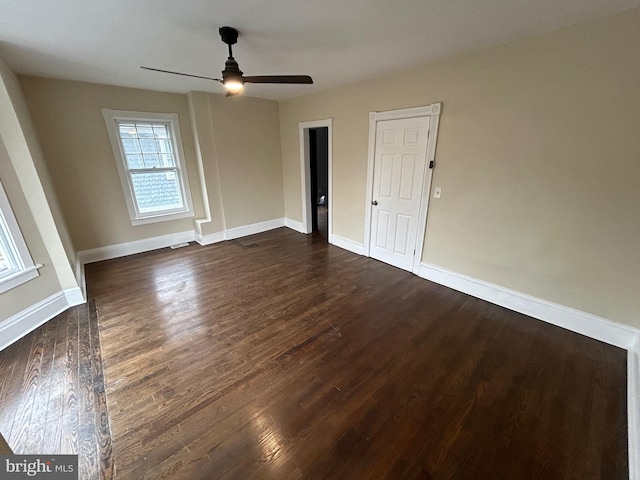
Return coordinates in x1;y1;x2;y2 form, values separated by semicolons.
0;264;42;295
131;210;195;226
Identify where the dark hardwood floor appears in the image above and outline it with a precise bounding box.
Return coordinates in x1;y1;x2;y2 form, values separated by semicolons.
0;227;629;479
0;300;113;479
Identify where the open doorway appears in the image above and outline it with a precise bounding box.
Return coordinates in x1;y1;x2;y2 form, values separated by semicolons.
309;127;329;239
299;118;332;240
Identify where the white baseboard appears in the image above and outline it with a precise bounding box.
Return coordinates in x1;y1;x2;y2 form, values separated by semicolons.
64;286;85;307
78;230;196;264
630;337;640;480
225;218;285;240
0;287;83;351
194;230;226;246
77;219;289;265
330;234;365;256
285;217;306;234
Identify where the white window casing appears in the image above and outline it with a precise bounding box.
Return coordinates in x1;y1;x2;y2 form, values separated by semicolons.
0;180;41;294
102;109;194;226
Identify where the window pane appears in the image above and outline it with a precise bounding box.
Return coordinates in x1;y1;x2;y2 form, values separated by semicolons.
136;124;154;138
125;154;143;169
140;138;157;153
118;123;137;138
153;125;169;138
130;171;184;214
0;222;18;278
161;154;175;167
121;139;140;154
157;139;173;154
0;244;11;273
143;153;160;168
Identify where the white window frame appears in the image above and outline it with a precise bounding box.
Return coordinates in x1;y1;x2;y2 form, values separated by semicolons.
0;180;41;294
102;109;194;226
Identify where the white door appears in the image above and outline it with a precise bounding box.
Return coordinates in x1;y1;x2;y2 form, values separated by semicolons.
370;116;430;271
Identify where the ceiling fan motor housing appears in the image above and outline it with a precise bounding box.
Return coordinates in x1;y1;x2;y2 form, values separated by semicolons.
222;57;243;82
219;27;243;83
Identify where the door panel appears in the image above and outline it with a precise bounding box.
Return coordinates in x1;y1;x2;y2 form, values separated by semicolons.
379;155;394;197
394;214;411;255
370;116;430;271
399;155;416;200
376;210;390;249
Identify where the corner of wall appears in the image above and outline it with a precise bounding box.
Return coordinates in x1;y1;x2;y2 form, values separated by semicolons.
284;217;305;234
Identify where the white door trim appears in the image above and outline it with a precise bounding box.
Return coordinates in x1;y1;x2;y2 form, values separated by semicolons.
299;118;333;237
364;103;442;274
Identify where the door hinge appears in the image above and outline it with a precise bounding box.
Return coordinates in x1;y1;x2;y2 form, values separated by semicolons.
429;160;435;169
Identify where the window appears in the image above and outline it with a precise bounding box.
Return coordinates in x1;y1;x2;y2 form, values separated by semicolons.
102;110;194;225
0;180;40;294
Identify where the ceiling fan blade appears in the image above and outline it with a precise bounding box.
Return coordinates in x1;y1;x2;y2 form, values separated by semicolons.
141;67;221;82
243;75;313;84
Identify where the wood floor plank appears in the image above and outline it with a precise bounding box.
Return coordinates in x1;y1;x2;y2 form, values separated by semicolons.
0;336;24;448
60;305;79;455
7;322;44;451
78;302;99;479
25;317;56;454
88;300;114;480
41;309;75;454
38;315;63;455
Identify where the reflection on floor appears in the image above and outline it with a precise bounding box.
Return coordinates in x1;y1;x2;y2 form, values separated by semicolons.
316;205;327;239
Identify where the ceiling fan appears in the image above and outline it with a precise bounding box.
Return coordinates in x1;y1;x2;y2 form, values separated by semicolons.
141;26;313;96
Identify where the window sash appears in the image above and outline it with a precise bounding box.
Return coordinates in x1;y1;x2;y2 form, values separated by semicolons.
128;168;185;215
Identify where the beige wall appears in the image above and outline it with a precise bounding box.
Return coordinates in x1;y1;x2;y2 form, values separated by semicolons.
187;91;284;235
207;94;283;229
0;56;77;321
279;8;640;327
19;77;206;251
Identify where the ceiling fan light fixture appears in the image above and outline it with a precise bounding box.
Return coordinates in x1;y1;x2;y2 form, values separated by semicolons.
223;78;244;93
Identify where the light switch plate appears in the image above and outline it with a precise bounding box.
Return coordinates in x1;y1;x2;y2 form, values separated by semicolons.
434;187;442;199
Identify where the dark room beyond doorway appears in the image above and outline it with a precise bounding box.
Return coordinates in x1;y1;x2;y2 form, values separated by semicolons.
309;127;329;239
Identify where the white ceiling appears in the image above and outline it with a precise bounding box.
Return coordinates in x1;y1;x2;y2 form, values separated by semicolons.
1;0;639;101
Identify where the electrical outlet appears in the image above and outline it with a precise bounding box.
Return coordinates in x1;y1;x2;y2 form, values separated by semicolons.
434;187;442;199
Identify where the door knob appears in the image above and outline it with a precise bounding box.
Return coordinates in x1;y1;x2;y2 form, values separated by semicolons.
371;200;378;206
